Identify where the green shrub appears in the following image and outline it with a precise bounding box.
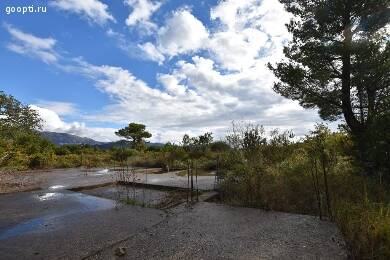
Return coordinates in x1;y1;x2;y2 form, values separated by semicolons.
219;123;390;259
335;201;390;259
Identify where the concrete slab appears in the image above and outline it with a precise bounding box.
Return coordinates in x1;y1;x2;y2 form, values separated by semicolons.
0;169;347;259
0;190;166;260
90;202;347;260
1;168;216;194
124;171;215;191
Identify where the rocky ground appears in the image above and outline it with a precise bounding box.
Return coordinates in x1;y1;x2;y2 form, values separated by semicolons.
0;170;46;194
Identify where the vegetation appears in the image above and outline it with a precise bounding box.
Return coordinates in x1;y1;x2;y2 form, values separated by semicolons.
115;123;152;151
264;2;390;257
269;0;390;174
217;122;390;259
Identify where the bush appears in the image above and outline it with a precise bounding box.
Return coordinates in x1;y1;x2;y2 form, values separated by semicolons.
219;123;390;259
335;201;390;259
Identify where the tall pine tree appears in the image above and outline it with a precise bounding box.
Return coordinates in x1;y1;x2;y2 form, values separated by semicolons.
269;1;390;173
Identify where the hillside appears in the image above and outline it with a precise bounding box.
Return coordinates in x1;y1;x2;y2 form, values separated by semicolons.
40;131;164;148
40;131;103;146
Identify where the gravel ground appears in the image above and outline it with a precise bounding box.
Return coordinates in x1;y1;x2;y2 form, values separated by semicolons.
89;202;347;260
0;171;45;194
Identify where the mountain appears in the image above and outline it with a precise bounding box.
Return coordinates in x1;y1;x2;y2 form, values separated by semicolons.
40;131;103;146
40;131;164;148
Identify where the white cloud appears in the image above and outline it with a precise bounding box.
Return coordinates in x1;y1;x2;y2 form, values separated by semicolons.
124;0;161;34
141;0;291;71
7;1;329;143
50;0;115;25
75;54;320;142
31;105;118;142
137;9;209;62
105;29;146;59
138;42;165;63
208;0;291;71
34;101;78;116
156;10;209;57
4;24;59;63
210;0;290;37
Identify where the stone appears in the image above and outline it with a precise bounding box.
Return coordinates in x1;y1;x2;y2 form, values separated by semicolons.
114;247;127;256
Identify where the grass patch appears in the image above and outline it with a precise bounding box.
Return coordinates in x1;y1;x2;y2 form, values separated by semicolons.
335;201;390;259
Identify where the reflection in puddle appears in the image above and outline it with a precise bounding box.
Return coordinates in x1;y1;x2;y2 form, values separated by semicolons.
1;192;116;240
0;218;45;240
49;185;65;190
90;169;110;176
37;192;63;201
149;178;164;183
97;169;109;174
71;192;116;211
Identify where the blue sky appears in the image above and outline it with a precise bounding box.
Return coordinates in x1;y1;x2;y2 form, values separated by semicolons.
0;0;324;142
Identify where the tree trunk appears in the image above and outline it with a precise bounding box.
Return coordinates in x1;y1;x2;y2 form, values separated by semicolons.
341;12;375;175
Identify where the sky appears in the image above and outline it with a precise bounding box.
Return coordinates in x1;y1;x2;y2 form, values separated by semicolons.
0;0;329;143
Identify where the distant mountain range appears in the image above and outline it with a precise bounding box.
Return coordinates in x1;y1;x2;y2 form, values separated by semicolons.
40;131;164;149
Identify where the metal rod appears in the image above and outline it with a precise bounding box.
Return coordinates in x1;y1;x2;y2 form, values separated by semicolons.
187;162;189;204
191;163;194;201
196;161;198;201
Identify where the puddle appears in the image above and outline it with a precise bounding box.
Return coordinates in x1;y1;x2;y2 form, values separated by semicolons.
70;192;116;211
0;218;45;240
1;192;116;240
81;185;169;207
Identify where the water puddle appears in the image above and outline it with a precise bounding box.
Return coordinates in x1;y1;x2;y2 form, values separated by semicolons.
70;192;116;211
0;192;116;240
0;218;45;240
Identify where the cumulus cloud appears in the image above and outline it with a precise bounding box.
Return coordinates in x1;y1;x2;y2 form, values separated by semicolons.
138;42;165;63
157;10;209;56
5;1;329;142
50;0;115;25
124;0;161;34
74;54;320;142
139;9;209;60
30;105;118;142
140;0;291;70
4;24;59;63
209;0;291;71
